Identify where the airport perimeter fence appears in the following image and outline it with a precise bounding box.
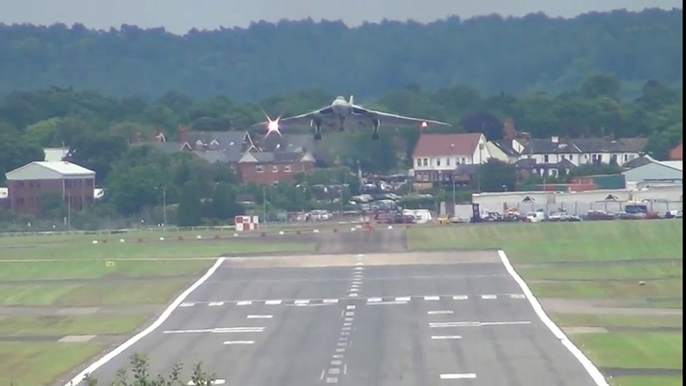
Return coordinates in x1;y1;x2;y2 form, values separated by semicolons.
475;200;683;216
0;213;370;238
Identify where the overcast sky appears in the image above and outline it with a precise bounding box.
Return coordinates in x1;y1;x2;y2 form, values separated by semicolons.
0;0;681;34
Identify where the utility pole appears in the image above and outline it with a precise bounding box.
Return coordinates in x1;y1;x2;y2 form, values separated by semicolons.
262;185;267;223
67;193;71;231
162;186;167;227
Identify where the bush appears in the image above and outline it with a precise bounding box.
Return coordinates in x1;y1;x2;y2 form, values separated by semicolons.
68;353;218;386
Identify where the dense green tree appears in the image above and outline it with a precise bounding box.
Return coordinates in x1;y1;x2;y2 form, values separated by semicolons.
210;182;243;221
65;132;129;183
177;181;202;226
0;10;680;100
476;159;517;192
0;133;45;173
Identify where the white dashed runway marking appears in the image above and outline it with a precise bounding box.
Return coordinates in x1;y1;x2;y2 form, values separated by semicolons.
178;293;525;308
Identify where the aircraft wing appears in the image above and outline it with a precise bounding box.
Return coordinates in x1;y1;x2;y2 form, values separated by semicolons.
250;105;336;129
353;106;451;128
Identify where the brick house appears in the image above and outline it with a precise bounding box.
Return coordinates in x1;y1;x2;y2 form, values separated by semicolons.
237;151;315;185
411;132;490;184
142;128;259;169
670;142;682;160
6;161;96;215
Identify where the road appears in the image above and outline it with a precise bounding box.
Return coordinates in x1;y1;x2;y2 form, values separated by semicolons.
77;231;601;386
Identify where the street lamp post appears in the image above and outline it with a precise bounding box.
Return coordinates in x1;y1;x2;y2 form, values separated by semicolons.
155;185;167;227
162;186;167;227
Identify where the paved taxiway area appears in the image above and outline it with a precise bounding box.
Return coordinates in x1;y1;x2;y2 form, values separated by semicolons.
85;244;600;386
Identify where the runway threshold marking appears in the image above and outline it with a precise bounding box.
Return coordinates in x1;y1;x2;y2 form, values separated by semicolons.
440;373;476;379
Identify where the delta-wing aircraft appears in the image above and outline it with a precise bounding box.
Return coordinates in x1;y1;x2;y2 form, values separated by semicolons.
251;95;451;140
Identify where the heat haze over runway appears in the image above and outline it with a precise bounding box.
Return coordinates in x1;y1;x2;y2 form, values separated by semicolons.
68;230;605;386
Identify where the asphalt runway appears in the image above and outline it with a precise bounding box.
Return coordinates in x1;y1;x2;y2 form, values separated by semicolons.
72;230;602;386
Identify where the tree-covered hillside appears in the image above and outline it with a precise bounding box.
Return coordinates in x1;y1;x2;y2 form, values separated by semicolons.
0;9;681;100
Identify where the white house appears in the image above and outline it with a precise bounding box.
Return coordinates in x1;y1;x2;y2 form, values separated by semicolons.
43;147;69;162
516;136;648;176
411;133;491;183
487;139;525;163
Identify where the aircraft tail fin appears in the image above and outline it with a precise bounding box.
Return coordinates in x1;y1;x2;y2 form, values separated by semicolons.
349;95;354;105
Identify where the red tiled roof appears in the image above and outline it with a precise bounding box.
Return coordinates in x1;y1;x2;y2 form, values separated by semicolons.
670;142;682;160
412;133;483;157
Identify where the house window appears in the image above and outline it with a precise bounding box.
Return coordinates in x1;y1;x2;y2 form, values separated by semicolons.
415;158;420;167
256;165;264;173
624;154;628;162
544;155;549;163
436;158;441;166
446;158;450;166
285;165;292;172
423;158;428;167
272;165;279;173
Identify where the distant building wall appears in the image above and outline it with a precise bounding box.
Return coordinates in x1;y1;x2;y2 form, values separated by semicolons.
473;186;683;215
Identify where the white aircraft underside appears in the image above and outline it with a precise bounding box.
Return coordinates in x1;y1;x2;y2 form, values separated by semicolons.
251;95;451;140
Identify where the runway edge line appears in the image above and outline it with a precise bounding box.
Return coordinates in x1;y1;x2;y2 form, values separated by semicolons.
63;257;227;386
497;250;609;386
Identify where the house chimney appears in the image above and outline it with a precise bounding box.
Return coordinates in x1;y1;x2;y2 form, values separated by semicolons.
503;117;516;140
551;136;559;144
177;125;190;143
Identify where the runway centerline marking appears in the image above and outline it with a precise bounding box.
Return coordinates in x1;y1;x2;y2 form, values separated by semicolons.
431;335;462;340
247;315;273;319
223;341;254;345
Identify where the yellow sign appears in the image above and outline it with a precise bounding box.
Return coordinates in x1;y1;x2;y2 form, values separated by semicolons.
105;261;115;268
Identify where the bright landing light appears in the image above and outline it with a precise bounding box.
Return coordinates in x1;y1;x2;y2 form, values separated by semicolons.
266;117;282;136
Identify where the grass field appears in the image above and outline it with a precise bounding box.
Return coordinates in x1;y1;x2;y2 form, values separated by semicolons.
407;219;683;385
0;314;149;336
0;230;317;386
406;219;682;263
